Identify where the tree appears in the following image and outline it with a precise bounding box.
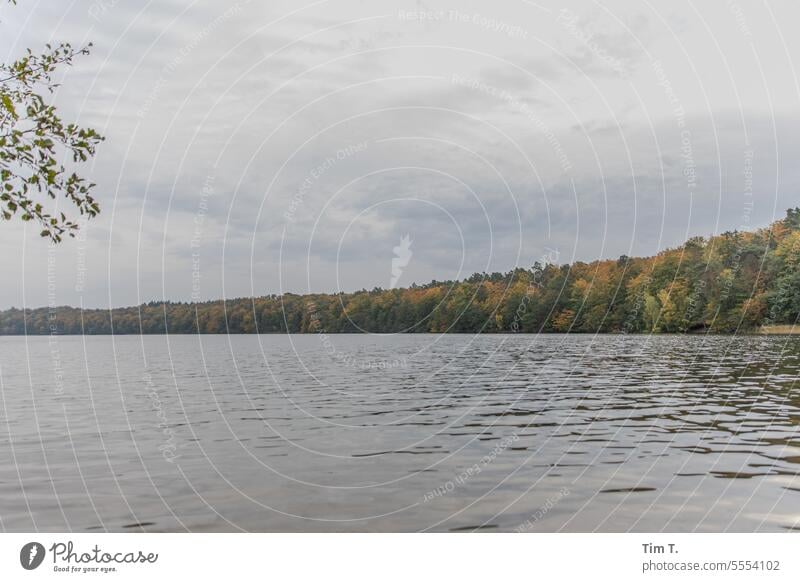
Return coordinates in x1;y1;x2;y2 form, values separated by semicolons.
643;294;660;333
552;308;575;332
657;280;690;332
784;207;800;231
1;0;103;242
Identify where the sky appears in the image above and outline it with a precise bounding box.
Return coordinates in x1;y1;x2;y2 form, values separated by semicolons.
1;0;799;309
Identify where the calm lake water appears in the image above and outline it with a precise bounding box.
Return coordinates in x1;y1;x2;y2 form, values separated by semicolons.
1;334;798;532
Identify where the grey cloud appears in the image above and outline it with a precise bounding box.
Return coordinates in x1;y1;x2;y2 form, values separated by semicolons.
1;0;799;308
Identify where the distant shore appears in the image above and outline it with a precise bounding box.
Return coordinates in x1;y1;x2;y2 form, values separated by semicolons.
1;329;799;336
758;325;800;334
3;209;800;336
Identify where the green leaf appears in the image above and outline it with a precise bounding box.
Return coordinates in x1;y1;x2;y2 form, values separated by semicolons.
0;92;16;118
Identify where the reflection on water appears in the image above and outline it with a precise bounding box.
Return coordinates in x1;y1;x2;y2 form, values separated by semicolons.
0;334;799;532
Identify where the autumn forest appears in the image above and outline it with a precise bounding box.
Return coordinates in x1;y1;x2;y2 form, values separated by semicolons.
2;208;800;336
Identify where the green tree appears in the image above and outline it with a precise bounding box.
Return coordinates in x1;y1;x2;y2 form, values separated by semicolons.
1;0;103;241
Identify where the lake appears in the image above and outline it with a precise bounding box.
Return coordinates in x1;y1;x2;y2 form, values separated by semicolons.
1;334;798;532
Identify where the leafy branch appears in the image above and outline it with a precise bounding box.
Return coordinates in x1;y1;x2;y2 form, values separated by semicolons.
0;9;103;242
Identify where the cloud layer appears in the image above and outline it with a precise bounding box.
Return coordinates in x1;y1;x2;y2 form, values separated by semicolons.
1;0;799;308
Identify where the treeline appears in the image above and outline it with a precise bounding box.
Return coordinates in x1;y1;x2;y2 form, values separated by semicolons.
3;209;800;335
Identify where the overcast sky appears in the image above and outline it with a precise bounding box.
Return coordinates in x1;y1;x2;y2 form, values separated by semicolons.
2;0;799;309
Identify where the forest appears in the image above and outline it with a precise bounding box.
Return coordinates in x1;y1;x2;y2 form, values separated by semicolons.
2;209;800;336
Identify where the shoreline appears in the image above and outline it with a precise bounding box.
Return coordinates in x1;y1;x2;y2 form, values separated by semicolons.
2;330;800;337
757;325;800;335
